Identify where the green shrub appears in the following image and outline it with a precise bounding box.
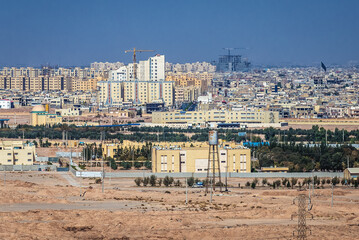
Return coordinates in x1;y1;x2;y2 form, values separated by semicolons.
157;178;162;186
134;177;142;186
143;177;150;186
187;177;195;187
149;175;157;186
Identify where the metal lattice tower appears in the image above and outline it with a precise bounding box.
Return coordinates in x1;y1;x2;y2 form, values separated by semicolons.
205;131;222;193
292;194;313;240
297;194;307;240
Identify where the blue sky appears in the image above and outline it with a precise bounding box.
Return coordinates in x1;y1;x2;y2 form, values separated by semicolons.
0;0;358;66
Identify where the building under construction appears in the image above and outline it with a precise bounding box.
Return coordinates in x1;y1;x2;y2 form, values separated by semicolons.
215;48;251;72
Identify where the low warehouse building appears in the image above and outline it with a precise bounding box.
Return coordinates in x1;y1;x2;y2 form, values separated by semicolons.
152;145;251;173
344;168;359;180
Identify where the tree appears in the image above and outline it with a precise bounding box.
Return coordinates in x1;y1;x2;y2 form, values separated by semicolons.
122;162;131;170
321;179;326;186
108;157;117;170
251;181;256;189
174;180;182;187
262;178;268;186
163;176;173;187
149;175;157;187
187;177;195;187
331;177;340;186
144;160;152;169
157;178;162;186
274;180;281;188
143;177;150;186
291;178;298;188
341;178;346;185
245;181;251;187
134;178;142;186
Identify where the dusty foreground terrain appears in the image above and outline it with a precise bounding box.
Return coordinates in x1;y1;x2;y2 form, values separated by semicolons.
0;172;359;239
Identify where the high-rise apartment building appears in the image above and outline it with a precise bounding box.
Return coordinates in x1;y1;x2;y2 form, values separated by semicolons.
109;54;165;82
97;81;123;107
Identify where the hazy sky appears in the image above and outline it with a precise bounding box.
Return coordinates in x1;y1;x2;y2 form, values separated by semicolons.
0;0;358;67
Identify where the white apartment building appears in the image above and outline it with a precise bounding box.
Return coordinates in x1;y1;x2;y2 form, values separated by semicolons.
0;99;12;109
109;54;165;82
109;66;128;81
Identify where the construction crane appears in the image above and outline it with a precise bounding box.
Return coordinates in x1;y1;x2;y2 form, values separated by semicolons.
125;48;154;80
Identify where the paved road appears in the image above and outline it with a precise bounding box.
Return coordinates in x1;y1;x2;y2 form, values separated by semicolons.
59;172;80;187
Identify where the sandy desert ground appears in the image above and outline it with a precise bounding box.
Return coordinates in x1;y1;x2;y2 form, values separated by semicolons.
0;172;358;240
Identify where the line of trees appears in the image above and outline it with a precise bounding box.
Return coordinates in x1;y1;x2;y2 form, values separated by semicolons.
253;141;359;171
5;124;359;144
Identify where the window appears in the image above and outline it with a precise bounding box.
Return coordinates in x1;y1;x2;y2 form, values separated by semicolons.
28;152;32;155
28;159;32;162
7;153;11;156
7;159;11;162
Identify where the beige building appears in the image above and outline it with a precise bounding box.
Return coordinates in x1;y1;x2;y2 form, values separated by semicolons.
55;107;81;116
97;81;123;107
152;110;279;124
152;145;251;173
31;105;62;126
174;86;201;105
0;75;70;92
72;77;101;92
0;141;36;165
123;81;174;106
98;80;174;107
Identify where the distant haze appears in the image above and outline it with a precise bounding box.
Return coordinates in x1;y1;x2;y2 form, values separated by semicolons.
0;0;358;67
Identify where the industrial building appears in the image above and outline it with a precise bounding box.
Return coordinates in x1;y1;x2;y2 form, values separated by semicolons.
0;141;36;165
152;145;251;173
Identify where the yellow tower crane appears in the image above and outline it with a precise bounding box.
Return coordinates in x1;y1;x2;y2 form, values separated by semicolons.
125;48;154;80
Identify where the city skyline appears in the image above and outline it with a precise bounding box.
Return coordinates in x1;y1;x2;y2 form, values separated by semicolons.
1;0;358;67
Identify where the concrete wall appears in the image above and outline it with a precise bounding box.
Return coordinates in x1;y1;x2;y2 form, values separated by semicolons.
0;165;57;171
69;170;343;179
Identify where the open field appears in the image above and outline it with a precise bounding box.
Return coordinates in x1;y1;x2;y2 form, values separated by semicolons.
0;172;358;239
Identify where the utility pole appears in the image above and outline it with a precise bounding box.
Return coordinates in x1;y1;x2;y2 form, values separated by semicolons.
185;177;188;205
101;131;105;193
331;178;334;207
225;165;228;192
347;156;350;169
